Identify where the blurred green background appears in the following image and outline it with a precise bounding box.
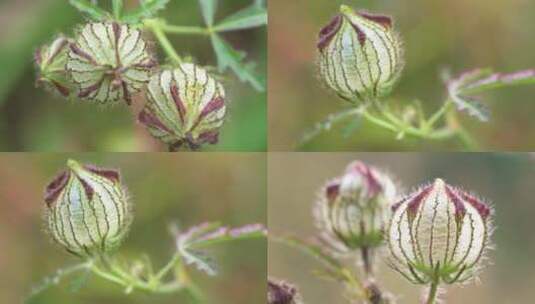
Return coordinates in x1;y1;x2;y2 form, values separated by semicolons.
268;0;535;151
0;0;266;152
269;152;535;303
0;153;266;304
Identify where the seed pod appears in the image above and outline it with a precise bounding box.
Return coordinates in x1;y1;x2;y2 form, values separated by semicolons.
387;179;492;284
315;161;397;252
35;36;73;97
138;63;226;151
317;5;404;103
66;22;156;105
268;278;303;304
44;159;132;257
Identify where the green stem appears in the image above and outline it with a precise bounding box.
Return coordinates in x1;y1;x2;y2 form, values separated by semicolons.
362;110;398;132
298;107;363;147
425;100;453;130
360;247;373;276
26;262;92;300
91;264;129;287
426;281;440;304
155;253;181;281
160;24;209;35
446;109;479;150
362;109;454;140
144;19;183;65
112;0;123;19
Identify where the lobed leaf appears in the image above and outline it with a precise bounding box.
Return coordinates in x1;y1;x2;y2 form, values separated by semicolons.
214;4;267;32
198;0;218;26
122;0;170;23
175;222;266;276
447;68;535;122
447;69;494;122
68;0;109;21
25;262;91;303
210;34;265;91
460;69;535;95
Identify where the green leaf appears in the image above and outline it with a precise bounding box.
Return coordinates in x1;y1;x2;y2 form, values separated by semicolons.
298;108;363;148
460;69;535;95
214;4;267;32
68;0;109;21
198;0;218;26
175;222;266;276
122;0;170;23
25;263;91;303
210;34;265;91
447;69;493;122
448;69;535;122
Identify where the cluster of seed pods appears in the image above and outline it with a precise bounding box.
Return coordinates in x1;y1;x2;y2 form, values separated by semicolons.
35;22;227;151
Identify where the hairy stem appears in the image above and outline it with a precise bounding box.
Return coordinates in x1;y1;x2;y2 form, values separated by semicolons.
362;109;454;140
446;108;479;150
298;107;363;147
144;19;183;65
360;246;373;276
155;252;181;281
87;254;204;300
426;281;440;304
26;262;92;301
425;100;453;130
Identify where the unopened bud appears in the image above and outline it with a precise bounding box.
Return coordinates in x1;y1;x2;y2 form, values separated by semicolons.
317;5;404;103
138;63;226;151
44;159;132;257
66;22;156;105
35;36;73;97
315;161;397;251
387;179;492;284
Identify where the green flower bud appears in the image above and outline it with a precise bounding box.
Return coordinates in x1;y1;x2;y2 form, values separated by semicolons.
317;5;404;103
35;36;73;97
66;22;156;105
44;159;132;257
387;179;492;285
315;161;397;252
138;63;226;151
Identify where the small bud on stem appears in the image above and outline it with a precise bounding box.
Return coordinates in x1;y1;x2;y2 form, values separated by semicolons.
44;159;132;257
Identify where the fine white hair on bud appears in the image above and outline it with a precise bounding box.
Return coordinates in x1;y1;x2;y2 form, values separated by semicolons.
317;5;404;103
44;159;132;257
315;161;397;252
35;36;73;97
66;22;156;105
138;63;226;151
387;178;492;285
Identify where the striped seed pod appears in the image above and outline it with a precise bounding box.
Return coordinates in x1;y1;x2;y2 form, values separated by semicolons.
44;159;132;257
317;5;404;103
387;179;492;285
315;161;397;252
138;63;226;151
66;22;156;105
35;36;73;97
268;278;303;304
